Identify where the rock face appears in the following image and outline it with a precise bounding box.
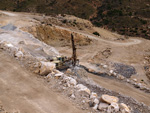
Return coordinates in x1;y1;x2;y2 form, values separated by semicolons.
24;25;92;47
101;94;119;104
40;61;56;76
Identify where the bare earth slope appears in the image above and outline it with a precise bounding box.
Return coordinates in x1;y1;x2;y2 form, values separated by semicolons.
0;50;84;113
0;10;150;112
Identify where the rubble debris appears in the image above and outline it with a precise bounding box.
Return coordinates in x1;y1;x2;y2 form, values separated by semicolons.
113;63;136;78
63;76;77;87
75;84;91;95
40;61;56;76
0;36;150;113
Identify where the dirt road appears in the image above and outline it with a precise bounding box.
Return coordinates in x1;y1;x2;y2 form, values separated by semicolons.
0;50;84;113
1;10;150;109
55;26;142;46
86;72;150;106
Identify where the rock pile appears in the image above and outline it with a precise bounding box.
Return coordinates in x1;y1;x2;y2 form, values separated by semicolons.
43;67;132;113
88;94;131;113
82;63;150;93
0;41;150;113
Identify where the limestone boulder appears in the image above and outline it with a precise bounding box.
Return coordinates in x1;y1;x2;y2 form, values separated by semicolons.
118;75;125;80
100;94;119;104
98;102;109;111
119;103;131;113
69;78;77;86
110;70;113;74
40;61;56;76
107;102;119;112
14;51;23;58
63;76;77;86
90;92;98;99
54;72;64;79
75;84;91;95
93;104;98;110
93;98;99;104
5;43;14;48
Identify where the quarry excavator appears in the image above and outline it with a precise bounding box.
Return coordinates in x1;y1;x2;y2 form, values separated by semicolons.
49;33;79;70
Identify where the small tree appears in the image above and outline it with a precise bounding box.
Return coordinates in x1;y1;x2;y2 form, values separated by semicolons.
93;32;100;36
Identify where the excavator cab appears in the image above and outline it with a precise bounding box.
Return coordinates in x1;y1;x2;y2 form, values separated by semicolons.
50;56;70;70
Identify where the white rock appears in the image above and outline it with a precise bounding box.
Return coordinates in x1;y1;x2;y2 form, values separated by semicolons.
15;51;23;58
110;70;113;74
6;43;14;47
40;61;56;76
133;78;137;82
75;84;87;89
103;65;108;68
63;76;77;86
71;94;76;99
76;84;91;95
110;102;119;112
93;104;98;110
47;73;52;79
98;102;109;110
82;100;86;104
107;106;112;113
101;94;119;104
137;83;142;88
54;72;64;79
93;98;99;104
113;72;117;76
118;75;125;80
107;103;120;113
120;103;131;113
69;78;77;86
90;92;98;99
62;87;66;90
54;69;61;74
126;79;130;83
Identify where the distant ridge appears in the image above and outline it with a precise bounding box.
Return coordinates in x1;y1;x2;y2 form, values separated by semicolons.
0;0;149;39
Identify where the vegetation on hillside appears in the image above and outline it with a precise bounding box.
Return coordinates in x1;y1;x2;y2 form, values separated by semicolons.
91;0;150;39
0;0;149;39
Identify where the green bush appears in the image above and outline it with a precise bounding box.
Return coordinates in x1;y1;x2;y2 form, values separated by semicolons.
93;32;100;36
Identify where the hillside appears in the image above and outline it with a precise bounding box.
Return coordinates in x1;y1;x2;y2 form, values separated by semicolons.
0;0;149;39
0;9;150;113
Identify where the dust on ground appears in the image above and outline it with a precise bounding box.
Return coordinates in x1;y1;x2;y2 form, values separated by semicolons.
0;10;150;110
0;50;85;113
